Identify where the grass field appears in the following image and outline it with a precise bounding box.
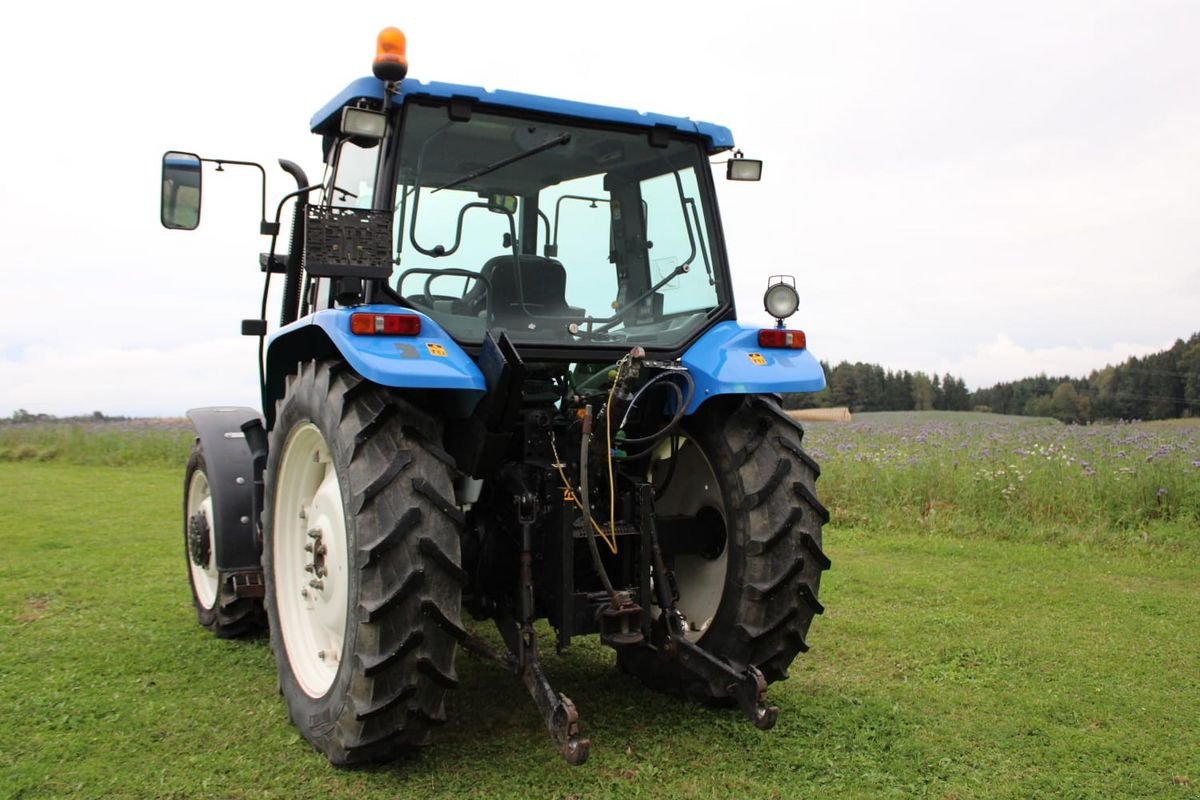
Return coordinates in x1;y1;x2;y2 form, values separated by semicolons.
1;414;1198;799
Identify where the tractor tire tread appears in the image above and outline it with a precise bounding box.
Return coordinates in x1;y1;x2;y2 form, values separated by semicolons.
264;360;463;765
617;394;828;704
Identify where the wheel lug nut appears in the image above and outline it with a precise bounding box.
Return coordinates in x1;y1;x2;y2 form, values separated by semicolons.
304;564;315;573
300;589;309;599
309;579;324;590
304;543;314;553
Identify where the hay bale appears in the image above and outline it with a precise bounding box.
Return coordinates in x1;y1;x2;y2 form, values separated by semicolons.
787;407;853;423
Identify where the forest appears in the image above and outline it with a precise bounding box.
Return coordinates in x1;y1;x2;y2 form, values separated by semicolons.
785;332;1200;423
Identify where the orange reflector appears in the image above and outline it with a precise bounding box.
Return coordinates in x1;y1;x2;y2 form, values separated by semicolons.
373;27;408;82
350;313;421;336
757;329;807;349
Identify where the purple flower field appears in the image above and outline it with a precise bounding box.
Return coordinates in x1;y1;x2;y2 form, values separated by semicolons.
802;412;1200;543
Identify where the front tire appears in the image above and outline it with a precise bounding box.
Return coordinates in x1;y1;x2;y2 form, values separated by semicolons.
618;395;830;699
263;360;465;765
183;443;262;638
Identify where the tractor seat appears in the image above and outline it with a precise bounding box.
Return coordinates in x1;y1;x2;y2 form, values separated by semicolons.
455;255;584;324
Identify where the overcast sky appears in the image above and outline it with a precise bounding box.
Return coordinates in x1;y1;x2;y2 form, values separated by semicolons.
2;1;1197;417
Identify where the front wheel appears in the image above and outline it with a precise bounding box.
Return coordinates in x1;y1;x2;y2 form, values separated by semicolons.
263;360;465;765
182;443;262;637
618;395;830;698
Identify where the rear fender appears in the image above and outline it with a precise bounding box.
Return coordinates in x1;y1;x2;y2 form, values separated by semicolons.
264;305;485;428
186;406;263;572
681;321;825;413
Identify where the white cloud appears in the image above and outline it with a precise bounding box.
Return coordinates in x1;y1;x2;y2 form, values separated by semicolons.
934;334;1171;389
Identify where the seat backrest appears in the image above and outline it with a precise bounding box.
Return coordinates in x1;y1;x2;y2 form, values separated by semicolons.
480;254;571;314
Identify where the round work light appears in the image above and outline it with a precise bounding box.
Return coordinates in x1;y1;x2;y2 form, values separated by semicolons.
764;282;800;322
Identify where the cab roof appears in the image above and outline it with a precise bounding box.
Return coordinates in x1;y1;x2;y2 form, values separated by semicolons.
311;77;735;153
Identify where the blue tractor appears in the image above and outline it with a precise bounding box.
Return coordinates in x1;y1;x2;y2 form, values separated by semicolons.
161;27;829;766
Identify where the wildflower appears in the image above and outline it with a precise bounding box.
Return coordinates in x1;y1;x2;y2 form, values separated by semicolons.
1156;487;1168;497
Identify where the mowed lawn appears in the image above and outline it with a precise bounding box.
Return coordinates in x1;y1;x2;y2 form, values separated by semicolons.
1;441;1199;798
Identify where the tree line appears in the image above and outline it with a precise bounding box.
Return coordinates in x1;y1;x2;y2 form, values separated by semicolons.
784;364;973;413
972;333;1200;422
784;332;1200;423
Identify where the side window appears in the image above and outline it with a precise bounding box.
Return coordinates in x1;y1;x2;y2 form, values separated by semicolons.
311;141;381;312
640;168;717;315
329;140;380;209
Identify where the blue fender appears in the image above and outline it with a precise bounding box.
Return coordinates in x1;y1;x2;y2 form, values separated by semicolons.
266;305;485;407
311;306;482;390
681;322;826;413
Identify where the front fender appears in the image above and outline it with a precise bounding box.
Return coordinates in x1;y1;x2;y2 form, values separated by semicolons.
681;321;825;413
185;406;262;572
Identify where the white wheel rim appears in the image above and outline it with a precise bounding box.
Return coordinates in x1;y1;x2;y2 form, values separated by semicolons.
273;423;349;698
651;435;729;641
186;470;220;610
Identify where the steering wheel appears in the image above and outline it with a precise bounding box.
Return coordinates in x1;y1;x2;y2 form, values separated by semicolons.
420;268;490;310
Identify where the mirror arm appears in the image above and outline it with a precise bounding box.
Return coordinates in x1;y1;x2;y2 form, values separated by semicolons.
199;157;275;235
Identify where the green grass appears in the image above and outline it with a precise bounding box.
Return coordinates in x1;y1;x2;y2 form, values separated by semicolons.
2;456;1199;799
0;421;193;467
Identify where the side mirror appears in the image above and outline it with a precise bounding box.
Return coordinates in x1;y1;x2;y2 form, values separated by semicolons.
161;151;202;229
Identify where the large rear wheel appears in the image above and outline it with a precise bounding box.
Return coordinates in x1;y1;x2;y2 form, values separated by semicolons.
619;395;830;698
263;360;465;765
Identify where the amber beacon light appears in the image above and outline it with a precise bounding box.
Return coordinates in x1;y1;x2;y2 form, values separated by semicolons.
373;27;408;82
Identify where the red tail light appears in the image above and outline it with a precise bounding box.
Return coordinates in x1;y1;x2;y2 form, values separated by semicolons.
757;329;807;349
350;313;421;336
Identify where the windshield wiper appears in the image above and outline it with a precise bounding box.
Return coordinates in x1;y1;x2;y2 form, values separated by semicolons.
433;133;572;193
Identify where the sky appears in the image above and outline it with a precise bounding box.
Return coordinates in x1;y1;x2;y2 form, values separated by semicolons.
1;1;1197;417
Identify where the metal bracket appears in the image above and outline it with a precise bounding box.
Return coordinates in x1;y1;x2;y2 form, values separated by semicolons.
638;482;778;730
522;651;590;765
661;630;778;730
495;614;591;765
229;570;265;599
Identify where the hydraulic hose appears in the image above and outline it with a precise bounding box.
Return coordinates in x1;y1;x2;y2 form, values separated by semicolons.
615;371;695;448
579;405;619;602
614;380;686;446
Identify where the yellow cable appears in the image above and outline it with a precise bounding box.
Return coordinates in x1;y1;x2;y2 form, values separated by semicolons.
605;358;624;554
550;432;618;554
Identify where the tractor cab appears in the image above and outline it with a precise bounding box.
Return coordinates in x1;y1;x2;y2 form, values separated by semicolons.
307;73;759;359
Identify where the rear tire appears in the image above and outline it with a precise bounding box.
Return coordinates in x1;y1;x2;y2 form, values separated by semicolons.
263;360;465;765
183;444;262;638
618;395;830;699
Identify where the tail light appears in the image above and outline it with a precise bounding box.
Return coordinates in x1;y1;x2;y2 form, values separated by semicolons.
757;329;806;349
350;313;421;336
